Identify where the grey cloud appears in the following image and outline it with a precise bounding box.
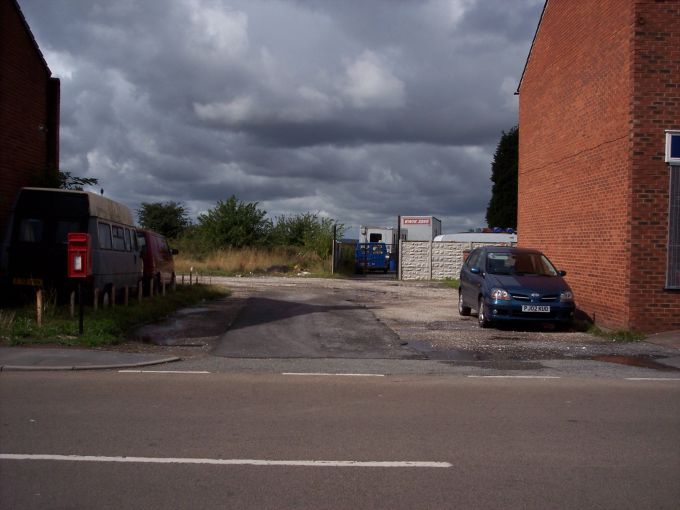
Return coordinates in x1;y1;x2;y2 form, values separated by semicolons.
19;0;540;233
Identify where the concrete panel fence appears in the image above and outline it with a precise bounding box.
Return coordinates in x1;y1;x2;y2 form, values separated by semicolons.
399;241;515;281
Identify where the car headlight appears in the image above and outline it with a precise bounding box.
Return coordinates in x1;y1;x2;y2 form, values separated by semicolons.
490;288;511;301
560;291;574;302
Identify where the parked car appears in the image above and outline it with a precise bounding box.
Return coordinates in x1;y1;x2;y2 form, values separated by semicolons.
458;246;575;328
136;230;177;293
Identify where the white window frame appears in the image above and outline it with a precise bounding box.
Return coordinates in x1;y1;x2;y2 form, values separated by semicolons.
665;130;680;165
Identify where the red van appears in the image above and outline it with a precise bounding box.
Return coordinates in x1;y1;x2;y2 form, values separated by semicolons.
136;230;177;293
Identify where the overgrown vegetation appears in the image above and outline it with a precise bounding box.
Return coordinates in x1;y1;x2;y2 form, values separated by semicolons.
139;195;345;275
0;285;229;347
174;246;331;276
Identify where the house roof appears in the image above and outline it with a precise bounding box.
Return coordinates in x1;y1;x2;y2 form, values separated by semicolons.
10;0;52;77
515;0;549;95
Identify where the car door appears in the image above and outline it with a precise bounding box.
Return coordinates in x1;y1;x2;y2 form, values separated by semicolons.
460;248;480;305
465;249;485;307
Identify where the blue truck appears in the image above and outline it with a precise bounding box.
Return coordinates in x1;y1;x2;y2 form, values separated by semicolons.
355;242;390;274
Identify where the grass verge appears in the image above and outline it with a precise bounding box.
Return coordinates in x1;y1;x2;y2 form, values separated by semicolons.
0;285;230;348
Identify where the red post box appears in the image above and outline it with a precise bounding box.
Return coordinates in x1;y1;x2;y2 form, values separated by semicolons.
67;233;92;278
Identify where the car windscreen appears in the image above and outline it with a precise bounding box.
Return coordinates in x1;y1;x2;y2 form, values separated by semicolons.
486;252;558;276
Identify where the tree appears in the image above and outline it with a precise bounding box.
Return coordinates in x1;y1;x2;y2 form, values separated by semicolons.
37;170;99;190
137;201;191;239
486;126;518;229
58;171;99;191
270;213;345;258
301;216;344;259
197;196;271;249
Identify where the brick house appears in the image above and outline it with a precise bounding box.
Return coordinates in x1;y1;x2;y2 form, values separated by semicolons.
0;0;60;240
517;0;679;333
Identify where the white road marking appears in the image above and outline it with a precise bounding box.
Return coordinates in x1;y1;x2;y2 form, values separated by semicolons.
625;378;680;381
0;454;450;469
282;372;385;377
118;370;210;374
467;375;561;379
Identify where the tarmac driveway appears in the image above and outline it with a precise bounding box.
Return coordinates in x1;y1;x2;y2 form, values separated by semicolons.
212;287;416;359
205;276;680;366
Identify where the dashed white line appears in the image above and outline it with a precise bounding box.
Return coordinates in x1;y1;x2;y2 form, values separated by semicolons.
282;372;385;377
625;378;680;381
467;375;561;379
118;370;210;374
0;454;450;469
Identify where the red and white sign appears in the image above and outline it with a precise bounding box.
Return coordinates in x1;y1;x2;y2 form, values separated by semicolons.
402;217;431;225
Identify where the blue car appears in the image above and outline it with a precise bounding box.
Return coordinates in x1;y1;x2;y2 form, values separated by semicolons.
458;246;575;328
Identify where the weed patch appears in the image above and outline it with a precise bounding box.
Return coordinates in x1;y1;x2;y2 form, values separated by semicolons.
0;285;229;347
587;325;645;343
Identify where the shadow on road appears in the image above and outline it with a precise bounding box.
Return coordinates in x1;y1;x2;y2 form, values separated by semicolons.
227;297;367;332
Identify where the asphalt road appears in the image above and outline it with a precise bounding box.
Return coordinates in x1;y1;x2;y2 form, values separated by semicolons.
1;372;679;509
212;288;412;359
2;280;679;508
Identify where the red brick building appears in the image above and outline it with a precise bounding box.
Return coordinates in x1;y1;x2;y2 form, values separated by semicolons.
517;0;680;333
0;0;60;239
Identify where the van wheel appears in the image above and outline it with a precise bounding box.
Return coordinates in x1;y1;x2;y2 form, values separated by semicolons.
458;292;471;316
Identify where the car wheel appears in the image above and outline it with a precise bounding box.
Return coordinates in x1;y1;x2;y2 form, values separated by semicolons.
478;297;491;328
458;292;471;316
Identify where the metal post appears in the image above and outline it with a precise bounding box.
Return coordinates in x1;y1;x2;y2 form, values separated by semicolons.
396;216;401;281
78;281;84;335
36;289;43;327
332;224;337;274
70;291;76;318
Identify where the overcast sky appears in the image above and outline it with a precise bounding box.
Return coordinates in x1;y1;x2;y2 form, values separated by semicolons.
20;0;543;236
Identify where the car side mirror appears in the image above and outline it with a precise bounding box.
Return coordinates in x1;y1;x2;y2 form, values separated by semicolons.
470;267;481;275
558;270;567;276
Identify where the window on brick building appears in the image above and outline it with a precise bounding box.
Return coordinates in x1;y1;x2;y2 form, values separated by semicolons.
667;166;680;289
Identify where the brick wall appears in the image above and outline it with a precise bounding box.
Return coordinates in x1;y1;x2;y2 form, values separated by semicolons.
628;0;680;331
518;0;635;328
399;241;513;281
0;0;59;240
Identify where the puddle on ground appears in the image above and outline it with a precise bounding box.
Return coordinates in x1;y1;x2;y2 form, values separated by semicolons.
406;340;489;361
175;307;213;316
590;355;679;371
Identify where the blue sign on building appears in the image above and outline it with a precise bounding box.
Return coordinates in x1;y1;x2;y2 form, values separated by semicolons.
667;131;680;164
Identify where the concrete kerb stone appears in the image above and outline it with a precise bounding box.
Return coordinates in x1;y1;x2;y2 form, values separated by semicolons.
0;356;181;372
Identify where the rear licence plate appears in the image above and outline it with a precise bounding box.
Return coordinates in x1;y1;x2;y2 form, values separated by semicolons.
521;305;550;313
13;277;43;287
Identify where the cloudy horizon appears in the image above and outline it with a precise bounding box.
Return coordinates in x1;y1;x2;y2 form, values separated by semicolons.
19;0;543;237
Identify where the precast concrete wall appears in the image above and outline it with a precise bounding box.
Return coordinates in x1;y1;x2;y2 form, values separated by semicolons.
399;241;515;281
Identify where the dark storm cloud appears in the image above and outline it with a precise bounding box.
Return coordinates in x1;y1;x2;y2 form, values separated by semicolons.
18;0;543;233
